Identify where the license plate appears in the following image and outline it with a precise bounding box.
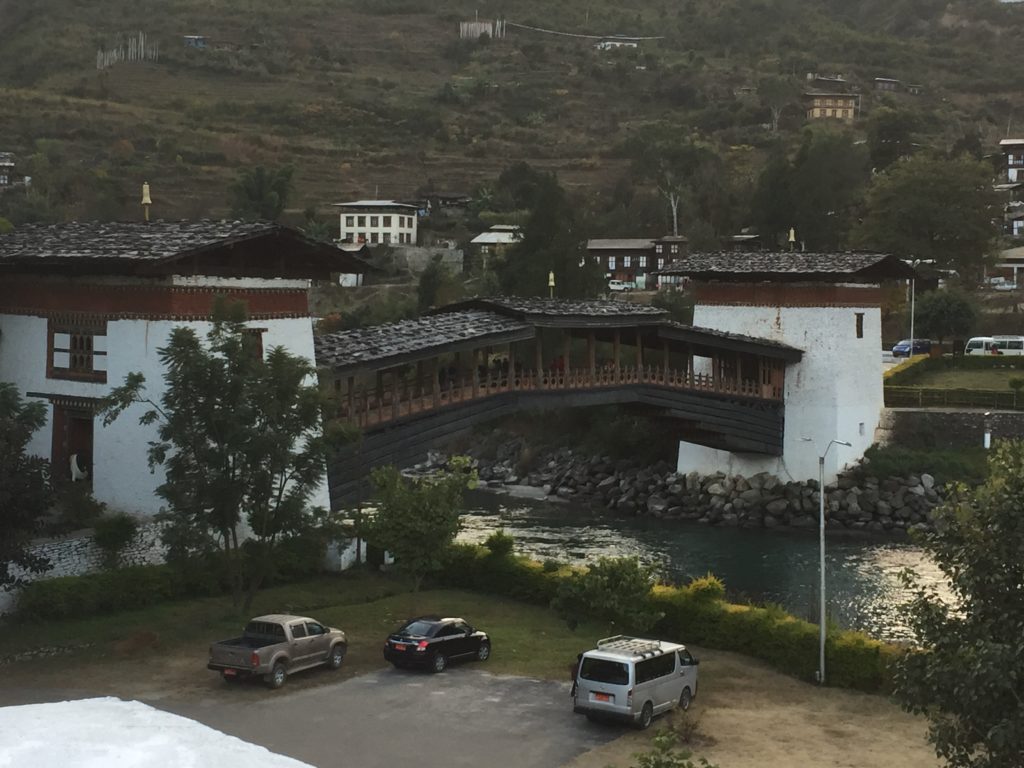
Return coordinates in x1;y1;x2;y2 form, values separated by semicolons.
595;692;610;702
223;669;237;677
394;643;406;651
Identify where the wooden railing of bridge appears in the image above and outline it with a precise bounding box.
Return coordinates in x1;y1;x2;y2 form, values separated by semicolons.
339;365;782;430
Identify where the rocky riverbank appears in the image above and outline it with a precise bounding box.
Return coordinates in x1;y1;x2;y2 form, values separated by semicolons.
423;438;945;535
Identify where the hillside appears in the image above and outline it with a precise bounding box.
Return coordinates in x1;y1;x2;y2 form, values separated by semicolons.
1;0;1022;226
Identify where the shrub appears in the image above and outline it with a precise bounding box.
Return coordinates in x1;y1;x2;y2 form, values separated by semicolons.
551;557;663;633
434;550;899;693
542;558;562;573
16;559;225;621
54;482;106;531
92;512;139;569
483;529;515;558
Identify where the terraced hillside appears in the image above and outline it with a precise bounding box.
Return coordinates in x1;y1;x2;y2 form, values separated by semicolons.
1;0;1022;223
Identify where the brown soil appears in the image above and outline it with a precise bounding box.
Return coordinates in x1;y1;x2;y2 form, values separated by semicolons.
565;646;939;768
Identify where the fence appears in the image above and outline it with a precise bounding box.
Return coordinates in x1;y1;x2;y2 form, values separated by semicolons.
884;386;1024;410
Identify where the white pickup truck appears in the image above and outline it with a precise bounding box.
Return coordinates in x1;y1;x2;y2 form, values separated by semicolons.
207;613;347;689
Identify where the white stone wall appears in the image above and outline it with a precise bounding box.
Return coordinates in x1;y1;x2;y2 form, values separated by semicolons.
0;522;166;615
678;301;882;483
0;313;329;517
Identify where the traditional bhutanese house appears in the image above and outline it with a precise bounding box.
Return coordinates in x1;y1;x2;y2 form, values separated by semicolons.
803;91;857;121
586;239;656;287
0;220;369;517
655;252;916;482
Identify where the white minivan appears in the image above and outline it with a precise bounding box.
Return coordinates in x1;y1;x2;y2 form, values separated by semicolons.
572;635;699;729
965;336;1024;355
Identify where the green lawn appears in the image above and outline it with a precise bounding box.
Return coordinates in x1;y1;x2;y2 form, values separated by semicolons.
910;368;1024;390
0;571;607;681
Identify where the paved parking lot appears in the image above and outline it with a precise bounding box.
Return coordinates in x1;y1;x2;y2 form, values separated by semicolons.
157;667;620;768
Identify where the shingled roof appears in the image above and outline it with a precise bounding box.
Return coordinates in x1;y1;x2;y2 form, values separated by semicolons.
434;296;667;327
315;310;535;373
655;252;916;282
0;220;371;278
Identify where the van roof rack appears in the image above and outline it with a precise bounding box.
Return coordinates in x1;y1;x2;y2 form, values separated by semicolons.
595;635;664;657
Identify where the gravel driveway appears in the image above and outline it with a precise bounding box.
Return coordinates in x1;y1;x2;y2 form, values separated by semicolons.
156;667;619;768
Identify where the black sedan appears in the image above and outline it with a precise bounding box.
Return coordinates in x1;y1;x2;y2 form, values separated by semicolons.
383;616;491;673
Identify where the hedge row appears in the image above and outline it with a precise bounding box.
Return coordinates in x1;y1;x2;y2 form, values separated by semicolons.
435;544;901;693
885;355;1024;386
15;536;328;622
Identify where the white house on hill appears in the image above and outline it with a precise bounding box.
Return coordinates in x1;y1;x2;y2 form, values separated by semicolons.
333;200;418;246
0;220;369;518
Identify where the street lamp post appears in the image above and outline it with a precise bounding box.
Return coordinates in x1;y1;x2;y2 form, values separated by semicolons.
908;259;921;354
804;437;852;685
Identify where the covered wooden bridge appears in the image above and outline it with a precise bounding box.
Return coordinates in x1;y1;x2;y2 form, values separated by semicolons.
316;297;802;505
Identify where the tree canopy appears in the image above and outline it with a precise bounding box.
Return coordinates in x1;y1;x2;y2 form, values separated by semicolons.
865;107;919;171
0;382;53;591
894;440;1024;768
367;459;476;591
913;288;977;344
229;165;294;221
495;171;605;298
853;154;999;281
102;299;336;608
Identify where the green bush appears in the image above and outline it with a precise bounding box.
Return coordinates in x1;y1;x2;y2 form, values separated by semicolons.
858;444;988;485
434;547;900;693
16;559;225;621
552;557;663;632
92;512;139;569
483;529;515;558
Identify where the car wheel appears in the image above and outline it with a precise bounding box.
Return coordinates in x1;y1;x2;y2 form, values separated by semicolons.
679;687;692;712
638;702;654;730
431;652;448;673
328;644;346;670
476;642;491;662
266;662;287;690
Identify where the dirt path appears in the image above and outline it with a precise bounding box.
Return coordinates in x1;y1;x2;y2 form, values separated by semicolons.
566;645;939;768
0;641;939;768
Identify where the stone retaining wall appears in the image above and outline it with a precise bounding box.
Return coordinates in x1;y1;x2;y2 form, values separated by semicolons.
0;522;166;615
878;407;1024;450
427;436;945;536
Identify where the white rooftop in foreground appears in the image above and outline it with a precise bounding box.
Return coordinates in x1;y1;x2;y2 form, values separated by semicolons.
0;697;312;768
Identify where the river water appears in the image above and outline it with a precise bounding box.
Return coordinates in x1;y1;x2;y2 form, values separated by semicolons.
456;488;949;642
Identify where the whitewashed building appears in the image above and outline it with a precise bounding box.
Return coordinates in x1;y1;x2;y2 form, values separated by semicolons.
333;200;418;246
0;220;369;518
657;252;915;483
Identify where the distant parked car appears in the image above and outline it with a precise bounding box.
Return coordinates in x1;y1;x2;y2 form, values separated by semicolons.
607;280;632;292
383;616;491;672
891;339;931;358
995;282;1019;292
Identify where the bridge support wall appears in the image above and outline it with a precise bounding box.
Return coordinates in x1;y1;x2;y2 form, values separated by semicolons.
679;302;881;483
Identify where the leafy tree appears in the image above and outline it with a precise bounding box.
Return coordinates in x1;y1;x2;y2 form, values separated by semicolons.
496;173;604;298
913;289;977;344
552;556;663;632
102;299;335;609
751;145;795;247
417;256;464;311
366;458;476;592
894;440;1024;768
631;134;724;237
854;154;999;281
788;129;869;250
300;206;333;242
0;382;53;591
866;107;918;170
758;75;799;133
229;165;294;221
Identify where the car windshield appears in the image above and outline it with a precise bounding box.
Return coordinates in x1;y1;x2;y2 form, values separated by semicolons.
895;340;911;346
397;620;437;637
579;658;630;685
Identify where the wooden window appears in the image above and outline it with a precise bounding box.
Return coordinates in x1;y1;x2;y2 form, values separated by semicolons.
655;244;663;254
607;256;616;270
244;327;267;360
345;215;354;226
657;257;665;269
371;232;379;243
49;320;108;383
370;215;379;227
383;215;392;226
671;244;679;254
623;255;632;268
357;215;366;226
855;312;864;339
638;256;647;268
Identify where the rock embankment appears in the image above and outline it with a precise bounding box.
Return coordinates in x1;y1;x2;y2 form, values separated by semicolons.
427;440;944;534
